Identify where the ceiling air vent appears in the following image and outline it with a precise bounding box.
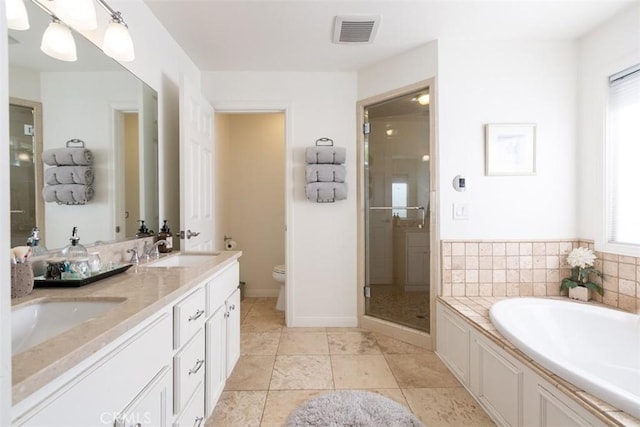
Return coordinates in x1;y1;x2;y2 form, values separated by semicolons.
333;15;381;44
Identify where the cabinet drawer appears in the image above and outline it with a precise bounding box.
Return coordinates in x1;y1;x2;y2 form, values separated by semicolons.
174;330;205;415
206;262;239;316
173;384;204;427
174;287;206;349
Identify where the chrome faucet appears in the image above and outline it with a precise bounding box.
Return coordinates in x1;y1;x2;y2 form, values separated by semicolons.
126;247;140;265
143;240;168;261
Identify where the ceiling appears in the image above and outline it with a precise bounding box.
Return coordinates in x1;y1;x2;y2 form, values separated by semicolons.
144;0;635;72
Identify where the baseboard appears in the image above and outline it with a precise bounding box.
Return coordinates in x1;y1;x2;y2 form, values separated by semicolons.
244;288;279;298
288;316;358;328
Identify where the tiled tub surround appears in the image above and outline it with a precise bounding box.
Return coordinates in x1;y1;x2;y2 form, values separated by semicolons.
10;250;241;405
441;240;640;314
438;296;640;426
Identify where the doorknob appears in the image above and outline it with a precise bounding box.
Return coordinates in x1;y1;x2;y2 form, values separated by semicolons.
186;229;200;239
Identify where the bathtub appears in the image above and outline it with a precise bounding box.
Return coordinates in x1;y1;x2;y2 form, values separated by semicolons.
490;297;640;419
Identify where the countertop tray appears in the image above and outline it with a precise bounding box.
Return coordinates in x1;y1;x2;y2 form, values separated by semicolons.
34;263;134;288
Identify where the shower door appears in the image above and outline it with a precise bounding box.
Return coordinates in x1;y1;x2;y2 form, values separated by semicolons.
9;100;43;248
364;88;431;333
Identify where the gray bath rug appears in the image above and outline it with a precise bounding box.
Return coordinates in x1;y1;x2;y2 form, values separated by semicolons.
285;390;425;427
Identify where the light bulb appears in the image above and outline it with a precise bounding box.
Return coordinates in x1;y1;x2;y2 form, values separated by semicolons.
6;0;30;30
417;93;430;105
103;21;135;62
41;20;77;62
55;0;98;30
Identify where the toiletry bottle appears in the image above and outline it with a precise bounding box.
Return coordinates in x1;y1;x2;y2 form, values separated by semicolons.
136;220;151;238
26;226;47;255
62;226;88;259
157;220;173;253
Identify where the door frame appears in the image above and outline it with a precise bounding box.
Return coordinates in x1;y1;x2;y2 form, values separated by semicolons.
212;101;293;323
356;78;439;349
9;97;44;247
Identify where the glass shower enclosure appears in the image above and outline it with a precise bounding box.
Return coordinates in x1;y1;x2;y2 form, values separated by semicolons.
364;88;431;332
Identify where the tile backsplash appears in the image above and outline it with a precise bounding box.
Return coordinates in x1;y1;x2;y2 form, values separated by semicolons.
441;239;639;314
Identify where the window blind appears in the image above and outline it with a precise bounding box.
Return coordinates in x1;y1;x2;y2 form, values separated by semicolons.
607;64;640;246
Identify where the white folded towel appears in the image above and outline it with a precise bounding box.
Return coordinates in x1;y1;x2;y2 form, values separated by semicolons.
43;148;93;166
44;166;94;185
305;164;346;183
305;146;346;164
43;184;95;204
305;182;347;202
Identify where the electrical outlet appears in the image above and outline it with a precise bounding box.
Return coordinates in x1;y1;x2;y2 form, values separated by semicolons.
453;203;470;220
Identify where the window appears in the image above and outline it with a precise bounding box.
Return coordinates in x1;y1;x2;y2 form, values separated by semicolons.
392;181;408;218
606;64;640;248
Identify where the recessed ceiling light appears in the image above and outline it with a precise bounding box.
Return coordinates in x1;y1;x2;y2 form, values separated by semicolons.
412;93;429;105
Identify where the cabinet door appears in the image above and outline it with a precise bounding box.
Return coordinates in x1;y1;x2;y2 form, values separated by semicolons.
115;366;172;427
436;305;470;386
205;305;226;417
472;338;524;426
225;288;241;378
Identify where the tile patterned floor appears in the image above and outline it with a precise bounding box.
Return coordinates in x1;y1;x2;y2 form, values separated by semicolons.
366;285;430;332
206;297;494;427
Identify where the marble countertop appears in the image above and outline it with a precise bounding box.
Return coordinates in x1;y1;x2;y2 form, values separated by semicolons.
11;251;242;405
438;296;639;427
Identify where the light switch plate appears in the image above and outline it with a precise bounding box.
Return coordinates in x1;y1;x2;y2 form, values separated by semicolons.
453;203;470;220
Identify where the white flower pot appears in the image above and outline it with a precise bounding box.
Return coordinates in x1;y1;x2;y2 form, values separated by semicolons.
569;286;591;302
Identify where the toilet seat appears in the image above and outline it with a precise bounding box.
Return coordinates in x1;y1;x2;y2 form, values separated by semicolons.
273;265;285;274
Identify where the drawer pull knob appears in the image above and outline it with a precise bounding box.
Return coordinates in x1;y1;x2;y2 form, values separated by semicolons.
229;304;236;310
188;359;204;375
188;309;205;322
194;416;204;427
224;311;230;318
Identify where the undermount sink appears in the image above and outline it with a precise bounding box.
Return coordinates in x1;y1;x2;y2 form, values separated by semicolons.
12;299;123;356
142;253;218;268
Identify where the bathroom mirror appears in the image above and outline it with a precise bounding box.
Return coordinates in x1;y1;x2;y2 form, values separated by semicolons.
8;0;159;250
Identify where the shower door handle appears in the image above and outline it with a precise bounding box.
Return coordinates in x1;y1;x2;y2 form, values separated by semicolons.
368;206;425;228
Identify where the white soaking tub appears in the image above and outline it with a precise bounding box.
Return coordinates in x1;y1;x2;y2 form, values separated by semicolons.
490;297;640;419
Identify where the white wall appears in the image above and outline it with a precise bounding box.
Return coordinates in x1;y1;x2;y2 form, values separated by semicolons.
202;72;358;326
220;113;285;298
75;0;201;245
1;6;12;424
39;71;138;247
358;42;438;100
8;66;40;101
437;39;578;240
577;3;640;254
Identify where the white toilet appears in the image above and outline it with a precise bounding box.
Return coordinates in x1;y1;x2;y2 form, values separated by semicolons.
272;265;286;311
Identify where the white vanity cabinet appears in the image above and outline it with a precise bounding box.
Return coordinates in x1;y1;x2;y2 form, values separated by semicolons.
12;311;173;427
436;302;608;427
204;262;240;417
172;287;206;426
115;366;173;427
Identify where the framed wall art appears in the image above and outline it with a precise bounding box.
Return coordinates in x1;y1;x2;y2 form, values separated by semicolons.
485;123;536;176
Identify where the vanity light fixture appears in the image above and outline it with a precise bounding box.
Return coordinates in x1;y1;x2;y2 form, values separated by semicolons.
6;0;30;30
7;0;135;62
55;0;98;30
101;10;135;62
40;17;77;62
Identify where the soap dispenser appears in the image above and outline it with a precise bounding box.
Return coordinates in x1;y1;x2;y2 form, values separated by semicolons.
136;220;152;238
62;227;88;259
26;226;47;255
157;220;173;253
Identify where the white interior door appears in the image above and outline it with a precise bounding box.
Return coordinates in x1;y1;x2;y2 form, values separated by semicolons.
179;75;215;252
